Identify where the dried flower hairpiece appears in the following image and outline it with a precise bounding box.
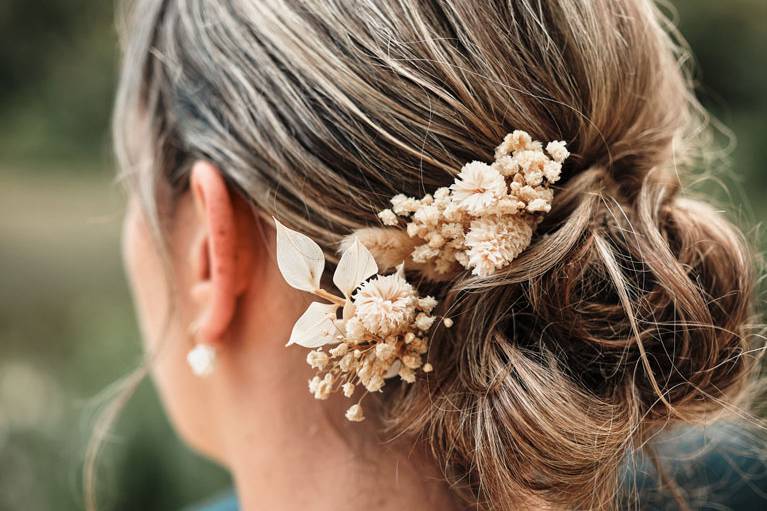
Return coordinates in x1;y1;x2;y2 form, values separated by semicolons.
370;131;570;278
274;131;567;420
274;218;443;422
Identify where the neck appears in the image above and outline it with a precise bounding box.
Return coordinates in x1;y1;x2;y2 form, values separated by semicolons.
224;397;460;511
213;341;460;511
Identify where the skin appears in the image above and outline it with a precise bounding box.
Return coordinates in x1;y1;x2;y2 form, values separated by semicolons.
121;161;461;511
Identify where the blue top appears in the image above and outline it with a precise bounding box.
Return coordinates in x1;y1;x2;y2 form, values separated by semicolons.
185;490;238;511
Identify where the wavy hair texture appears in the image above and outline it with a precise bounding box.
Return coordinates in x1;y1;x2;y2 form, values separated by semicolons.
102;0;764;510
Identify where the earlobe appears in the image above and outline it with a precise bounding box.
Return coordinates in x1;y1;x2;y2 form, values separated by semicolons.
189;161;243;344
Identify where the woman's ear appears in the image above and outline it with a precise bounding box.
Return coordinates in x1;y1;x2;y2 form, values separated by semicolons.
188;161;252;343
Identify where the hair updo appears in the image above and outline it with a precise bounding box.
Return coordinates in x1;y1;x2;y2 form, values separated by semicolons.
115;0;762;509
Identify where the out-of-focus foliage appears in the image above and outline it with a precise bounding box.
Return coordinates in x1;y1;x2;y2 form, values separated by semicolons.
0;0;117;167
674;0;767;203
0;1;764;510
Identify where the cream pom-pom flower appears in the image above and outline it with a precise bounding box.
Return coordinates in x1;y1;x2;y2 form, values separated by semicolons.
353;273;417;336
464;217;534;277
450;161;507;215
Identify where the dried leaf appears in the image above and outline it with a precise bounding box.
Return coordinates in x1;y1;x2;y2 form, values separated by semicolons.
287;302;339;348
333;237;378;297
274;217;325;293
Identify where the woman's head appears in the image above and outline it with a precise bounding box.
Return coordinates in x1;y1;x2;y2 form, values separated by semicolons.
116;0;760;509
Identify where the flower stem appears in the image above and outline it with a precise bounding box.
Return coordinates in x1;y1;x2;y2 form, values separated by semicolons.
314;288;345;306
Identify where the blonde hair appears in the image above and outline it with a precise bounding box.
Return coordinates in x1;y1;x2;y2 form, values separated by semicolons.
111;0;763;509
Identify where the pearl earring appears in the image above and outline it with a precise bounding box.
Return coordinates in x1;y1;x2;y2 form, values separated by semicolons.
187;319;217;377
187;343;217;376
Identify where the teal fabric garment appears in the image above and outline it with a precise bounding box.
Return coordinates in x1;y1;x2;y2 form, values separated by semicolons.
184;490;238;511
188;425;766;510
624;424;767;510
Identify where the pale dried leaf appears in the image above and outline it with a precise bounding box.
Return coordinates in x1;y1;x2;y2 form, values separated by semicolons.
287;302;339;348
333;238;378;297
274;217;325;292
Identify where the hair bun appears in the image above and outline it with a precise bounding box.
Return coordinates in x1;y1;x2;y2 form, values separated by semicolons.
389;163;758;509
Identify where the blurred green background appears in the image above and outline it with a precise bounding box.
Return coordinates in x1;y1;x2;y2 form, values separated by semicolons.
0;1;765;510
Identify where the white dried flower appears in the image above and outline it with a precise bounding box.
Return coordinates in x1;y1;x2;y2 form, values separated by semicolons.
495;197;524;215
391;194;419;215
357;357;373;382
495;130;533;159
345;404;365;422
413;204;441;226
390;193;408;210
414;313;435;331
365;373;385;392
378;208;398;226
464;217;533;277
427;233;445;249
375;342;396;362
442;202;465;223
526;198;551;213
450;161;507;215
515;150;547;174
353;273;417;336
454;250;469;267
441;222;464;240
339;352;356;372
409;337;428;354
342;382;355;398
308;375;321;394
406;221;426;238
546;140;570;163
329;343;349;358
543;160;562;183
434;187;451;201
417;296;438;312
492;155;520;177
344;317;366;341
422;363;433;373
306;350;329;370
524;168;544;187
443;317;454;328
313;373;334;400
404;332;416;344
399;366;416;383
411;243;440;263
401;353;422;369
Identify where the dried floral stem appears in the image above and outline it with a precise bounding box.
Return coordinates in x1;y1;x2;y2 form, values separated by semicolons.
313;288;345;306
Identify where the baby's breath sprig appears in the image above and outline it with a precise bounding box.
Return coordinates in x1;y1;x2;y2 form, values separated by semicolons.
274;218;447;422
